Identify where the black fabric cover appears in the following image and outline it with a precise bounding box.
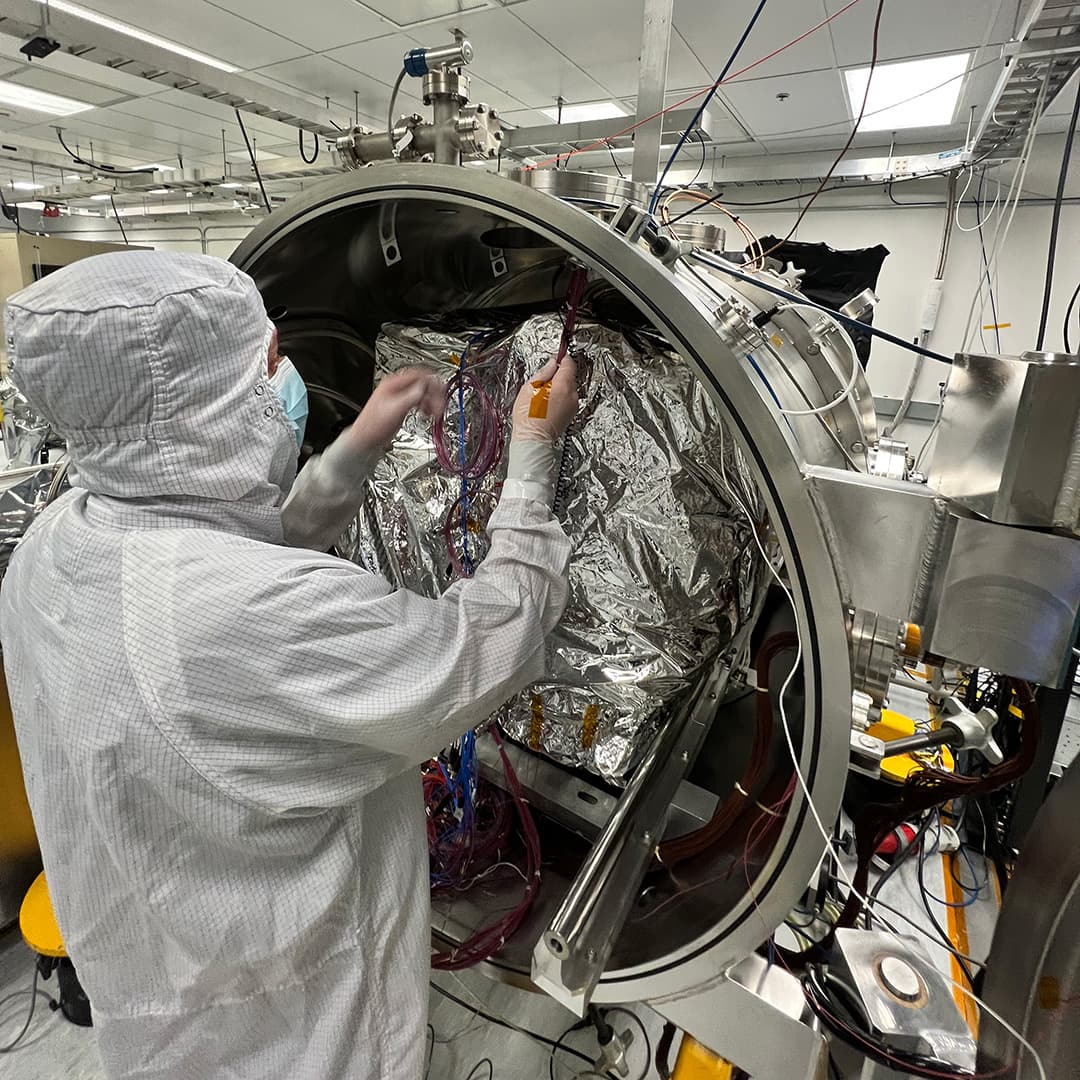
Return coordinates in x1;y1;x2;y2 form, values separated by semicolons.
756;237;889;366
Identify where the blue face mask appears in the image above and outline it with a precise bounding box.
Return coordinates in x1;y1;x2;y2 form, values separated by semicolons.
269;356;308;449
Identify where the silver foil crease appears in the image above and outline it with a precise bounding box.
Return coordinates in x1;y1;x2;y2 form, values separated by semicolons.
349;314;762;783
0;380;58;578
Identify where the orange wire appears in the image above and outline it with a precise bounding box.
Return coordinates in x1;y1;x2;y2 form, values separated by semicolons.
522;0;865;173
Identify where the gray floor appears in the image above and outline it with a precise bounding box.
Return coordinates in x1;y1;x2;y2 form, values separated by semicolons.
0;923;664;1079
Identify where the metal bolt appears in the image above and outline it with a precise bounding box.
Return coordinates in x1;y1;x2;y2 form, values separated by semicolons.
858;734;877;749
807;342;821;355
641;830;653;845
681;750;689;762
708;691;717;700
851;441;865;453
586;948;597;963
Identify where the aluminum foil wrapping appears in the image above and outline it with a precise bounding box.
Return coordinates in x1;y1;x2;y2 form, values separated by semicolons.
0;380;58;578
348;314;762;783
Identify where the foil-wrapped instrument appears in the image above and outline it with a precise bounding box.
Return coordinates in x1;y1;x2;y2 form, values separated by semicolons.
345;313;763;783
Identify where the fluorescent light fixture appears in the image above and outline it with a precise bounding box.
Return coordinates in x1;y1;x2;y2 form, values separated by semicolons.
540;101;628;124
11;181;43;191
15;201;45;210
147;188;171;195
89;193;112;201
31;0;239;74
844;53;970;132
219;182;246;189
0;78;92;117
140;163;176;172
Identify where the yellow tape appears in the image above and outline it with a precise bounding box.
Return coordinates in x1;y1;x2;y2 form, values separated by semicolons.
581;704;600;750
982;323;1011;330
528;695;544;750
528;380;551;419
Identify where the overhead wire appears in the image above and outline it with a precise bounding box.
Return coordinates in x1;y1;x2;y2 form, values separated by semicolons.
108;194;129;245
55;129;157;175
758;0;887;259
234;109;271;214
649;0;771;212
523;0;866;172
1034;75;1080;350
1063;278;1080;353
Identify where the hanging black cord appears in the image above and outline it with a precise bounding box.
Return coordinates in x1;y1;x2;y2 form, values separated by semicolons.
0;188;20;234
108;195;129;244
688;128;707;187
55;129;156;175
298;127;319;165
235;109;271;213
1035;78;1080;350
606;140;625;178
1063;279;1080;353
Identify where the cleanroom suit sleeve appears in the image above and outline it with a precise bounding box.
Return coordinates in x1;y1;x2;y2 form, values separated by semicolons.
279;435;380;552
130;495;572;812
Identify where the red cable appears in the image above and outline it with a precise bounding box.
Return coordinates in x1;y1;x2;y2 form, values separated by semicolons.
523;0;865;172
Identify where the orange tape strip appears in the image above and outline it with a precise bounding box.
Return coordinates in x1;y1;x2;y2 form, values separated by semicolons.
528;694;544;750
528;381;551;418
581;704;600;750
944;849;979;1035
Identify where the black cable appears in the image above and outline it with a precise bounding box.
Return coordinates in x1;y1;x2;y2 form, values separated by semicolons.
688;128;707;187
387;67;408;139
430;983;594;1067
665;142;1005;224
1035;78;1080;350
55;129;156;175
865;814;934;927
463;1058;494;1080
0;967;44;1053
606;140;624;178
602;1007;651;1080
685;251;955;366
1064;279;1080;353
650;0;769;210
827;1053;842;1080
549;1018;594;1080
655;1021;677;1080
108;194;129;244
235;109;271;213
761;0;886;257
917;822;976;987
425;1023;435;1080
0;187;20;234
298;127;319;165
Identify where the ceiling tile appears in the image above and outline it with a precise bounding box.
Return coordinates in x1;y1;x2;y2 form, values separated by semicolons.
253;55;395;124
720;68;849;139
407;8;609;109
511;0;710;98
59;0;308;71
359;0;489;27
674;0;837;83
823;0;1016;67
5;66;129;107
203;0;395;52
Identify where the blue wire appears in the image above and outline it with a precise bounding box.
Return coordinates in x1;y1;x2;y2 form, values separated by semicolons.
975;169;1001;351
649;0;770;213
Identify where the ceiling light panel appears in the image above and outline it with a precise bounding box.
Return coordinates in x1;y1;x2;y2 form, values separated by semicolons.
844;53;970;131
30;0;240;73
540;101;628;124
0;78;92;116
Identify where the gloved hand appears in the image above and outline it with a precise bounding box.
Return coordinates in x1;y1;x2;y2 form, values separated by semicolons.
509;355;578;444
344;368;444;456
504;356;578;507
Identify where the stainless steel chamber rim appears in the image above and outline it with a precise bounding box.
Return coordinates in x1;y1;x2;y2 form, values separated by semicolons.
229;165;850;1002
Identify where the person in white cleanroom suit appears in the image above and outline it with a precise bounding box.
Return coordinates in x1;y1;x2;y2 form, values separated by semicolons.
0;250;576;1080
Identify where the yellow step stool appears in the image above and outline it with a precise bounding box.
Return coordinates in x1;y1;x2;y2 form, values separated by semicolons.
19;871;92;1027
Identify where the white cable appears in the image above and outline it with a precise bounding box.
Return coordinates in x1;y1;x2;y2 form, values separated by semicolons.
767;304;862;417
720;446;1047;1080
953;165;1002;233
960;70;1050;350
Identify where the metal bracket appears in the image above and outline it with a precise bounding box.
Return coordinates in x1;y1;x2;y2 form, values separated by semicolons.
652;954;829;1080
608;200;652;245
378;202;401;267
